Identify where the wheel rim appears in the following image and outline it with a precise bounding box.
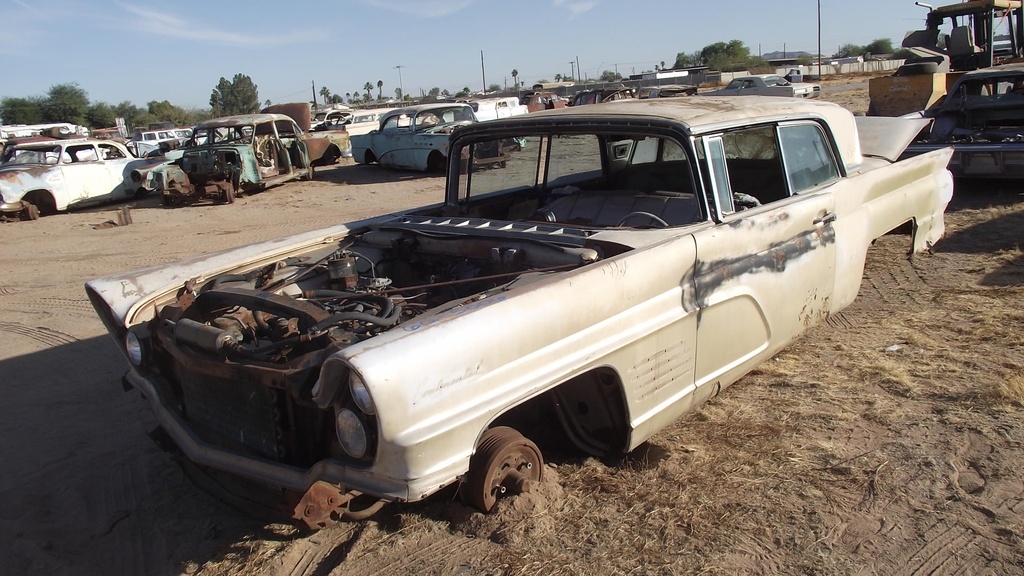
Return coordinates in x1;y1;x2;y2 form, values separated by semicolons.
460;426;543;512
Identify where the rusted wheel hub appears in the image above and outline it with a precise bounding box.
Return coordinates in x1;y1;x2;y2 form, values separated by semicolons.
460;426;543;513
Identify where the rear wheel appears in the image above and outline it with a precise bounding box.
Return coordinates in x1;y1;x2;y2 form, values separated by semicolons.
364;150;376;165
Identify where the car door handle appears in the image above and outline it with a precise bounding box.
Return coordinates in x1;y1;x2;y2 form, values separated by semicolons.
813;212;837;226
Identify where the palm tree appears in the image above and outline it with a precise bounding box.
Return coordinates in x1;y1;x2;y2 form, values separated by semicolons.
377;80;384;100
511;69;519;88
364;82;374;102
345;92;351;103
555;73;562;82
319;86;330;106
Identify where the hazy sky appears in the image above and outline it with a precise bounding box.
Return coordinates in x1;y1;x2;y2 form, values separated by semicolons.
2;0;930;109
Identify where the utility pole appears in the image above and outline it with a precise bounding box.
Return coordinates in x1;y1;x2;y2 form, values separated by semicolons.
817;0;822;79
576;56;581;83
569;61;575;81
481;50;486;92
311;80;317;107
394;65;405;100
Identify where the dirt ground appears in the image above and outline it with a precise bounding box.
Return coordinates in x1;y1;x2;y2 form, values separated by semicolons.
2;85;1023;576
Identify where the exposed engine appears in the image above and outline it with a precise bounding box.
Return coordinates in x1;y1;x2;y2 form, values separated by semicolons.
141;218;600;466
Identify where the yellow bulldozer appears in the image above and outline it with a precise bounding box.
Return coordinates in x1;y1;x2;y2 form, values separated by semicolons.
868;0;1024;116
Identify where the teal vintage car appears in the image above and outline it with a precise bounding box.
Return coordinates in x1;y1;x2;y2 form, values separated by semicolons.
133;113;317;206
351;103;476;171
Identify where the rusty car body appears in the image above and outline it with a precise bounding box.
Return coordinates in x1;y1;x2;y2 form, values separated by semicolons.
351;103;476;171
86;98;952;526
902;63;1024;178
520;91;567;113
638;84;699;99
1;139;157;220
569;87;635;106
135;114;317;206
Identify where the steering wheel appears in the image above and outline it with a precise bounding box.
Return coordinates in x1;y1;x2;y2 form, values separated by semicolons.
617;211;669;228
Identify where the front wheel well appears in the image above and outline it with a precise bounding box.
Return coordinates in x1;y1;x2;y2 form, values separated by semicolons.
22;189;58;215
490;367;630;458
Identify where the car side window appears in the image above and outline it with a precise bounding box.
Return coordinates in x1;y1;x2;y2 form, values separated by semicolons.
547;134;602;187
65;145;99;163
778;123;840;193
98;144;126;160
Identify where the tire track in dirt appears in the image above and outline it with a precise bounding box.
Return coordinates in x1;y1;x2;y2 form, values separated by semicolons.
900;522;981;576
0;321;78;347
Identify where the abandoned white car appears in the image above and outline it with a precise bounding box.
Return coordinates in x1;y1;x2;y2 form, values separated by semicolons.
351;103;476;171
705;74;821;98
86;98;952;527
1;139;157;220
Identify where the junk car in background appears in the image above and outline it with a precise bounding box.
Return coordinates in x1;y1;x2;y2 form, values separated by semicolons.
351;103;476;171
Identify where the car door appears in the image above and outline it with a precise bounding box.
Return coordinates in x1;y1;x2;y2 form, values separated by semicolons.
690;122;840;394
97;143;133;197
59;143;117;207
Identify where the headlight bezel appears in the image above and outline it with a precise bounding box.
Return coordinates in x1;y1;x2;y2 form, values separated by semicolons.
348;369;376;415
124;329;144;366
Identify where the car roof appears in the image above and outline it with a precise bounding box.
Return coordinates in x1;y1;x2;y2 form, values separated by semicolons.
959;62;1024;78
10;138;105;149
454;97;862;171
195;113;296;129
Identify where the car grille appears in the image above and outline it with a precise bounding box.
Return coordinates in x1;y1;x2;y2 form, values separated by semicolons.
178;370;284;461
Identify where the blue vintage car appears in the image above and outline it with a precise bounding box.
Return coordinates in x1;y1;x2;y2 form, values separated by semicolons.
351;103;476;171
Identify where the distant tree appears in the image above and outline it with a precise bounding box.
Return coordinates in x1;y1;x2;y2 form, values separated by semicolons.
210;74;259;116
43;83;89;124
660;60;666;70
511;69;519;87
455;87;471;97
423;87;442;102
377;80;384;100
442;89;451;98
863;38;895;57
537;79;550;84
330;94;344;104
673;50;702;69
835;43;864;58
554;74;562;82
363;82;373;101
797;54;814;66
346;92;352;103
0;96;45;124
85;102;116;128
394;87;402;100
319;86;330;106
700;40;752;71
113;101;144;129
264;99;272;107
599;70;622;82
487;83;500;92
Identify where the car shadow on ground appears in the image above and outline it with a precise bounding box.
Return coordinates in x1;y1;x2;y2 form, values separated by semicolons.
0;335;294;575
315;162;445;186
938;186;1024;286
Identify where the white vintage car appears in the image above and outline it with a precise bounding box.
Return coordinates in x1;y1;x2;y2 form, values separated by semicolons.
86;97;952;527
463;97;529;121
351;103;476;171
0;139;156;220
705;74;821;98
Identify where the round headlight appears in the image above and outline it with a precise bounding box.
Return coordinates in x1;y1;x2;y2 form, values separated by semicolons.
349;370;376;415
125;330;143;366
335;408;368;458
